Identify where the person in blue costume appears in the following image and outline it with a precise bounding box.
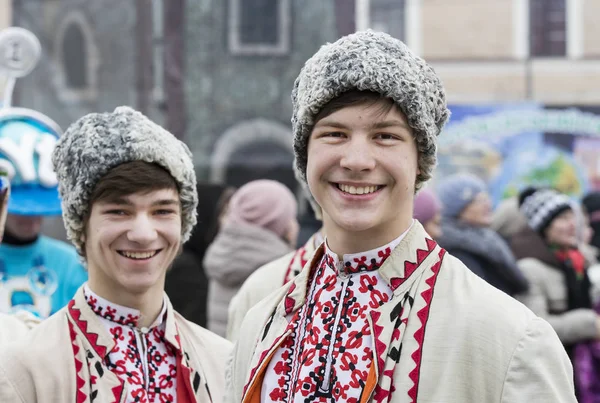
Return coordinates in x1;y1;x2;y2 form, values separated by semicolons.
0;109;87;319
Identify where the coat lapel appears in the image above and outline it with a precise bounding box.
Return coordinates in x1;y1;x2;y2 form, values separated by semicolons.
370;225;447;403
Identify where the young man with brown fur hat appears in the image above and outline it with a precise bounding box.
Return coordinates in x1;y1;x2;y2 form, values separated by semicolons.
226;31;576;402
0;106;231;402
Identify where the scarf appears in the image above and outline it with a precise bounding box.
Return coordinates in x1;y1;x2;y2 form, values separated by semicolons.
553;247;592;311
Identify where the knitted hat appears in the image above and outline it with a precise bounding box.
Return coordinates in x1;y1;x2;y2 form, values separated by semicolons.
413;188;441;224
52;106;198;252
582;192;600;222
436;173;487;218
227;180;297;238
518;187;572;234
292;30;449;192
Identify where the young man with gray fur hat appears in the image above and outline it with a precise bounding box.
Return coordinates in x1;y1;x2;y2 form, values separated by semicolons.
227;31;576;402
0;106;231;403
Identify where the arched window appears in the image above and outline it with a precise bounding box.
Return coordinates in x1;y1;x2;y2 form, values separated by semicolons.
55;11;98;101
62;23;88;89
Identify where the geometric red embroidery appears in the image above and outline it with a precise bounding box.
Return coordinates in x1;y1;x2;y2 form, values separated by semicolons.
407;248;445;403
263;240;397;402
68;319;87;403
84;287;178;403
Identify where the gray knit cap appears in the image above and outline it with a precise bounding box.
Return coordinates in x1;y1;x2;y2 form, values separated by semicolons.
292;30;450;191
52;106;198;252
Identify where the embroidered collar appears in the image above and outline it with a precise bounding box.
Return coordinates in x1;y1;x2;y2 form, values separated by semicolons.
83;284;167;330
324;220;414;275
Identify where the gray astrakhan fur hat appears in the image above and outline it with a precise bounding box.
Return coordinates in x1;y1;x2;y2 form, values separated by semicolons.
292;30;450;191
52;106;198;252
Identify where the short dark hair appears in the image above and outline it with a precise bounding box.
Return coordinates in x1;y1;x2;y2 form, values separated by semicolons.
80;161;179;256
313;90;398;125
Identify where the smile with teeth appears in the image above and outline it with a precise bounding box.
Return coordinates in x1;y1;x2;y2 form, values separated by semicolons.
118;250;161;260
336;183;382;195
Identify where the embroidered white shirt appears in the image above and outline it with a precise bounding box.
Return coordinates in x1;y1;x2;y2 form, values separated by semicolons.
84;285;178;403
262;222;413;402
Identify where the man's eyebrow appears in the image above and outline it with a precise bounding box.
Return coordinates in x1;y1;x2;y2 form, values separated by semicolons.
313;119;351;130
313;119;410;131
103;197;134;206
368;120;411;130
151;199;180;207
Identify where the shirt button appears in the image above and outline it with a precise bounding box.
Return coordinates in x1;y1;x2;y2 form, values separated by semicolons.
140;327;149;334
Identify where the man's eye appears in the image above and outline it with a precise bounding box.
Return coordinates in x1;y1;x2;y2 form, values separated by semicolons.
375;133;398;140
156;209;176;216
105;210;126;216
322;131;345;138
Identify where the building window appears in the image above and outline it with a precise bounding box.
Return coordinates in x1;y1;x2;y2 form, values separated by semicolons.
55;11;99;101
530;0;566;57
62;24;88;89
228;0;290;55
356;0;406;41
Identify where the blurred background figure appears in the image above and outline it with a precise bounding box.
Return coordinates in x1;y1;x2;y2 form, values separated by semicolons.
203;179;298;337
0;176;40;343
413;187;442;239
583;192;600;255
226;196;324;342
436;173;528;296
491;196;529;244
0;110;86;320
511;188;598;350
165;183;235;327
512;187;600;398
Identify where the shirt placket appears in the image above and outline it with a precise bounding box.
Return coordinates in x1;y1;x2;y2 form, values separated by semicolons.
316;263;350;397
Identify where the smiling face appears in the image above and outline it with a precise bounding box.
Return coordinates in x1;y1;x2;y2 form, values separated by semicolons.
306;99;418;252
545;209;578;248
84;188;182;300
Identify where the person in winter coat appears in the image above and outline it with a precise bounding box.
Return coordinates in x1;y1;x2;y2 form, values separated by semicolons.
436;173;529;296
226;190;324;342
0;106;232;403
413;187;442;239
226;30;576;403
511;187;600;349
583;191;600;254
491;196;529;243
165;183;235;327
203;179;299;337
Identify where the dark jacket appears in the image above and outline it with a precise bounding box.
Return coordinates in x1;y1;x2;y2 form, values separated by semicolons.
438;218;529;296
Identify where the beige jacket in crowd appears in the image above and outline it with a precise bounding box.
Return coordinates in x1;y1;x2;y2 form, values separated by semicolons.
226;222;577;403
226;232;321;341
0;311;38;345
0;287;232;403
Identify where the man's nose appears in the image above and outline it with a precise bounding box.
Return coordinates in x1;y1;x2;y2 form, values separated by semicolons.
127;214;158;244
339;138;376;172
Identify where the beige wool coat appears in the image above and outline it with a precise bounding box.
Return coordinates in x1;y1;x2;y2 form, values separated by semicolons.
227;222;577;403
0;287;232;403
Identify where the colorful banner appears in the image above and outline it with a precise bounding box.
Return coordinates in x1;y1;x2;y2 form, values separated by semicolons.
435;104;600;206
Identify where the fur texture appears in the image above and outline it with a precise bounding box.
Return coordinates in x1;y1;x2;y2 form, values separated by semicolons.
52;106;198;252
292;30;450;191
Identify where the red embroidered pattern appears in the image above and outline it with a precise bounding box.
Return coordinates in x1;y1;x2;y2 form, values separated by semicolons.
85;288;178;403
262;240;397;402
407;249;445;403
68;318;87;403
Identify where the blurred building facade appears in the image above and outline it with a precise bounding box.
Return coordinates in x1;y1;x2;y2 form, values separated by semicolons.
5;0;600;219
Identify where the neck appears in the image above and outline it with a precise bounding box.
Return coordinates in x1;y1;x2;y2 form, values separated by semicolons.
3;229;39;246
87;275;165;328
324;215;413;256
